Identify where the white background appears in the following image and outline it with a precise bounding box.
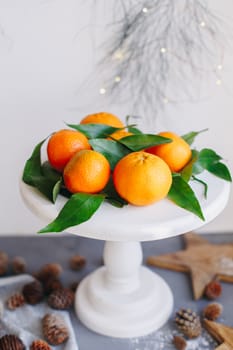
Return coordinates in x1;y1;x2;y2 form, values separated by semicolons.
0;0;232;234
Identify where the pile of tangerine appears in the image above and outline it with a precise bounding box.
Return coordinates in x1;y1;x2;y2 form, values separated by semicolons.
47;112;192;206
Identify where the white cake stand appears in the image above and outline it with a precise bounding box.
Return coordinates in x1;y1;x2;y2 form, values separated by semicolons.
19;172;230;338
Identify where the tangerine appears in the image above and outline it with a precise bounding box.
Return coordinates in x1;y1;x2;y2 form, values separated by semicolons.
80;112;124;128
108;130;133;140
47;129;91;172
63;150;111;194
113;151;172;206
146;131;192;172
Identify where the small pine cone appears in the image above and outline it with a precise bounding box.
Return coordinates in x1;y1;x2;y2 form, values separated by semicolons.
0;334;25;350
203;302;223;321
175;308;202;339
43;278;63;295
173;335;187;350
42;313;69;345
69;281;79;293
6;293;25;310
30;339;51;350
0;251;8;275
47;288;74;310
204;280;222;300
22;280;44;305
35;263;63;282
69;255;86;271
12;256;26;274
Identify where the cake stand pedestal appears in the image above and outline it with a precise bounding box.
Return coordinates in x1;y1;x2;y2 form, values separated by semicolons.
20;172;230;338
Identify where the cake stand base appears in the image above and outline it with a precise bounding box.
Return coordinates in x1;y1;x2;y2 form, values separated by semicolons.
75;241;173;338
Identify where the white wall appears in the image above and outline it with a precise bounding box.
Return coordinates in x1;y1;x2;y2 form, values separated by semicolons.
0;0;232;234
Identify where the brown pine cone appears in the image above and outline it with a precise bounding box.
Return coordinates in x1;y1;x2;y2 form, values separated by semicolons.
202;302;223;321
6;293;25;310
47;288;74;310
43;278;63;295
12;256;26;274
175;308;202;338
204;280;222;300
30;339;51;350
0;334;25;350
0;251;8;275
22;280;44;304
173;335;187;350
69;255;86;270
35;263;63;282
42;313;69;345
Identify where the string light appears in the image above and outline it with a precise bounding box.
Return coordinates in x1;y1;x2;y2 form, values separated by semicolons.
216;79;222;86
142;7;148;13
99;88;106;94
115;76;121;82
163;97;169;104
217;64;223;71
160;47;167;53
200;21;206;27
113;51;124;60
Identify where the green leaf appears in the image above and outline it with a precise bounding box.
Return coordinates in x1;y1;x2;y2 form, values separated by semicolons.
205;162;232;182
182;129;208;145
181;149;200;181
66;123;120;139
118;134;171;151
167;175;205;220
32;176;62;203
192;176;208;198
198;148;222;168
39;193;105;233
89;139;130;169
127;126;143;135
22;139;46;185
102;177;128;207
41;161;61;182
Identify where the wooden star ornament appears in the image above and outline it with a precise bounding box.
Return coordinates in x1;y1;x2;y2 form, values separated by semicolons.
147;232;233;299
204;319;233;350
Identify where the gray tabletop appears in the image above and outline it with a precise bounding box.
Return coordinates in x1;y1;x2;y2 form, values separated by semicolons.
0;233;232;349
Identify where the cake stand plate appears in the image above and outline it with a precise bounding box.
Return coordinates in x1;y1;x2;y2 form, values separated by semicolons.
20;172;230;338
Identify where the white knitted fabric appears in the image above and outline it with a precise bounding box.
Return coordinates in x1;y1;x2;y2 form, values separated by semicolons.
0;275;78;350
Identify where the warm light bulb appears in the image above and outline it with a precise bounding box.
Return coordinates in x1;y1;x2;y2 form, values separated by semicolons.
216;79;222;85
163;97;169;104
217;64;223;70
115;76;121;82
142;7;148;13
99;88;106;94
160;47;167;53
200;21;206;27
114;51;124;60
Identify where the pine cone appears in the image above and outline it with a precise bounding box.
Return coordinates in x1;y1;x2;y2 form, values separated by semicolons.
0;251;8;275
22;280;44;304
173;335;187;350
204;280;222;299
12;256;26;274
6;293;25;310
175;308;202;338
69;281;79;293
69;255;86;270
47;288;74;310
43;278;63;295
203;302;223;321
35;263;63;282
30;339;51;350
42;313;69;345
0;334;25;350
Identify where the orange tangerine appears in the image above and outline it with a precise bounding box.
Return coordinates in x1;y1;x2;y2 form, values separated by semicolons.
113;151;172;206
47;129;91;172
146;131;192;172
63;150;111;194
80;112;124;128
